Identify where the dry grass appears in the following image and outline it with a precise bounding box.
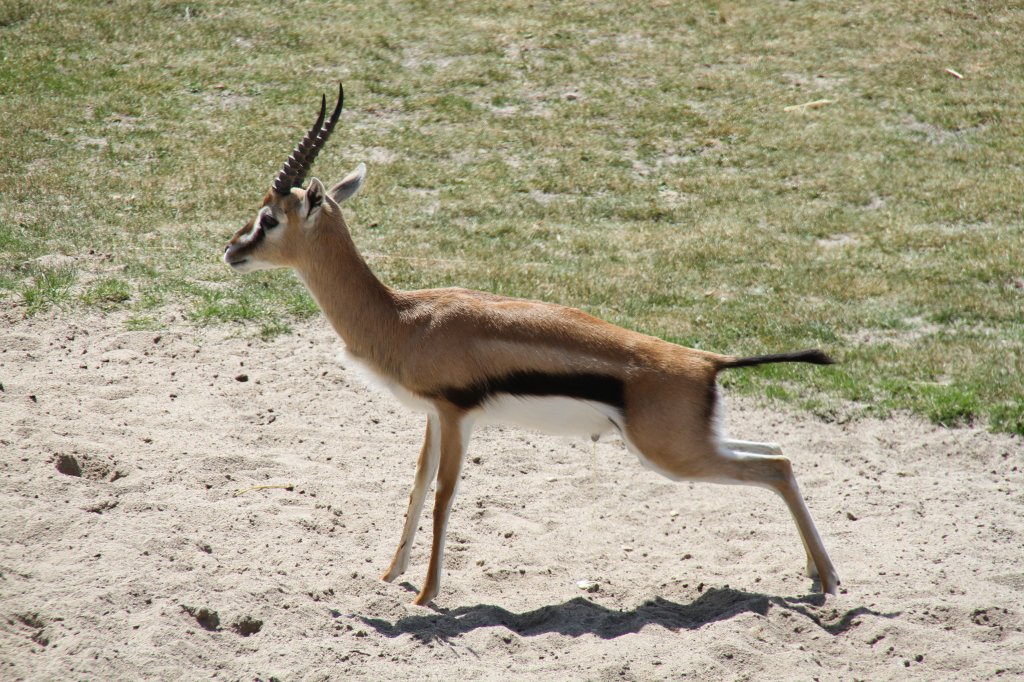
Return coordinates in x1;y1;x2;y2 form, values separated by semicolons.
1;0;1021;432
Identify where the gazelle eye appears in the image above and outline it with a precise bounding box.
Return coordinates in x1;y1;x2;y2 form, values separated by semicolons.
261;214;279;230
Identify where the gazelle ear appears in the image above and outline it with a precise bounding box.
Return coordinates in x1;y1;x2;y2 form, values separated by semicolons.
304;178;325;220
329;163;366;204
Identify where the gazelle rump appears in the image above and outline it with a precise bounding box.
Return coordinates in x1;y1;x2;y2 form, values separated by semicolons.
222;84;840;605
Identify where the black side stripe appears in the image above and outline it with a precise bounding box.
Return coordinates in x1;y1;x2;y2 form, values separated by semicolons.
436;371;625;411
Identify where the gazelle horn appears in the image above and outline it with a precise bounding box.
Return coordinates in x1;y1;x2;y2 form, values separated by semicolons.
271;82;344;195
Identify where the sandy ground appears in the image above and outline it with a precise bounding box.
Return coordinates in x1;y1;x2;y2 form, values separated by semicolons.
1;309;1021;681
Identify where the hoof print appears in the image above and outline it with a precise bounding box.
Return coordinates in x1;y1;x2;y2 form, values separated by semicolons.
182;605;221;631
54;454;82;477
232;615;263;637
15;612;49;647
53;453;125;482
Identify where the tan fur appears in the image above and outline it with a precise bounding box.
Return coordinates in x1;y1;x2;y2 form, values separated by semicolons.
224;157;839;607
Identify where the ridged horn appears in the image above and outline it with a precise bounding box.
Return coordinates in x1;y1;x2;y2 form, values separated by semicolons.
271;83;344;196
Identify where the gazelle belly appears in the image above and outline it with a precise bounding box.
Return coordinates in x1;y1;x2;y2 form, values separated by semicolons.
476;394;620;438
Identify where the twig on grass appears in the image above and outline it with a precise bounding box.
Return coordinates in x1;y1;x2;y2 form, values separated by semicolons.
783;99;835;112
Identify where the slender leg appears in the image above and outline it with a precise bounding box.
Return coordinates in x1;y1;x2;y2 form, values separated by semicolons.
414;410;474;605
382;414;440;582
777;472;836;587
721;438;783;456
717;447;839;594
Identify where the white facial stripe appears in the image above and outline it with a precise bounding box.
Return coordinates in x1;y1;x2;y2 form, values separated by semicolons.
239;207;284;248
237;213;263;247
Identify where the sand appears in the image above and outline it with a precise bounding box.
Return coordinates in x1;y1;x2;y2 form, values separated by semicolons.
1;310;1021;680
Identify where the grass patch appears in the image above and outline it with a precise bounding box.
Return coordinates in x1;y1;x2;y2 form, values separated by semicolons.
187;286;267;325
21;268;75;316
990;401;1024;437
125;315;160;331
920;384;982;429
1;1;1021;434
81;277;131;309
258;319;293;342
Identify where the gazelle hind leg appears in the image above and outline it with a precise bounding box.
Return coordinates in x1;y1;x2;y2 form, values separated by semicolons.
634;428;840;594
720;442;816;576
718;446;839;593
414;410;474;606
382;414;440;582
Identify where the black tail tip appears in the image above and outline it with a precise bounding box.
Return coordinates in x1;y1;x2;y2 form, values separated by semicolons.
803;349;837;365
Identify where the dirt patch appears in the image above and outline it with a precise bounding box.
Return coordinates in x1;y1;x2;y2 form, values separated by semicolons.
0;311;1020;680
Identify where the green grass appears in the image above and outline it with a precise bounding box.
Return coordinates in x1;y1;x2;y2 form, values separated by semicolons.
0;1;1021;435
20;267;76;316
80;277;131;308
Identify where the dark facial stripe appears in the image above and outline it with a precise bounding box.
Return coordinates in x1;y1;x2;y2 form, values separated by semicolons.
247;223;266;249
436;371;625;411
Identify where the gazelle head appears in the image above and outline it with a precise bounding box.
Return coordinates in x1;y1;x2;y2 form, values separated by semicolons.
223;83;366;273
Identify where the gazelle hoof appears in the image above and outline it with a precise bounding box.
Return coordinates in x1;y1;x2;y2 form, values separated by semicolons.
819;573;840;595
412;590;435;606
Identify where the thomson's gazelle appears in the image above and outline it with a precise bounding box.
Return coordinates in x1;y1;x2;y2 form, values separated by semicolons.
223;84;840;605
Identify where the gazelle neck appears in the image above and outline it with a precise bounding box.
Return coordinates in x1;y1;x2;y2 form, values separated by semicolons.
295;220;402;370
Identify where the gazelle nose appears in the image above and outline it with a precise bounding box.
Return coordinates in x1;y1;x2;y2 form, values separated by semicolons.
223;244;230;253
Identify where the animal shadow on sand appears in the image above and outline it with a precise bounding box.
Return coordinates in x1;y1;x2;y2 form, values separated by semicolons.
356;586;897;643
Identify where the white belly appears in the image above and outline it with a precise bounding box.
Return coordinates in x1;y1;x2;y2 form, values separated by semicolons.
476;394;620;438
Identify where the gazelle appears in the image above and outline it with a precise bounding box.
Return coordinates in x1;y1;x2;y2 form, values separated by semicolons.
222;84;840;605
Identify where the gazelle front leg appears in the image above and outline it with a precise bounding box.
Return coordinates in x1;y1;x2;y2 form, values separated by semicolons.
382;414;440;583
414;408;474;606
